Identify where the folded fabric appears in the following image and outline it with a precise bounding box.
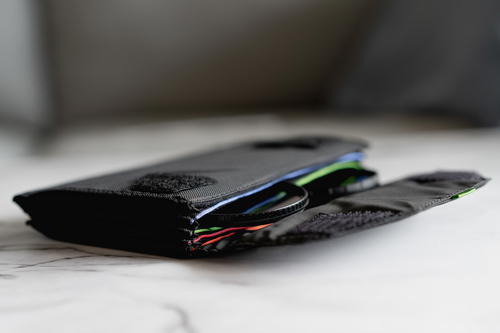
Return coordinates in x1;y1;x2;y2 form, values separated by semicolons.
13;136;488;258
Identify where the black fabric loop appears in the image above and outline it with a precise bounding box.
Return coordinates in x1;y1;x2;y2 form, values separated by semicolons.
198;182;309;227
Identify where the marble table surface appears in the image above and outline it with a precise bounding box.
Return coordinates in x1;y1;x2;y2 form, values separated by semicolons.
1;114;499;333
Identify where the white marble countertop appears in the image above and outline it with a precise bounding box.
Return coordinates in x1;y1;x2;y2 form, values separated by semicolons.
1;114;499;333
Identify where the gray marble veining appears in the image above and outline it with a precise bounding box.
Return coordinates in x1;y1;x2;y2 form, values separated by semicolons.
1;116;499;332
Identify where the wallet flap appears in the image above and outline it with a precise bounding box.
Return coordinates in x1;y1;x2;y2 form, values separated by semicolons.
216;171;489;252
14;136;366;226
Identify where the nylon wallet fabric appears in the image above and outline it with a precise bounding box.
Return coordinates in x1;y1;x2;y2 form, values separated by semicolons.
13;136;488;258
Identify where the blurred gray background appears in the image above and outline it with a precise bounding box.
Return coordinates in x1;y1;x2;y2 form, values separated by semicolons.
1;0;499;133
0;0;370;129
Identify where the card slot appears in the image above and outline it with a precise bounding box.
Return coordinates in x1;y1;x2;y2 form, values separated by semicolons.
190;166;377;251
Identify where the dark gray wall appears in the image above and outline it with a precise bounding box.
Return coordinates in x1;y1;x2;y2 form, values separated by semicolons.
46;0;370;122
332;0;500;124
0;0;52;128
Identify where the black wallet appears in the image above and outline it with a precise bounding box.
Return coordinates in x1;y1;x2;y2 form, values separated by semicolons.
13;136;488;258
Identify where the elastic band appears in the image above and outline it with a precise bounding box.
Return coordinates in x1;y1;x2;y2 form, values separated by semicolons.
199;182;309;227
194;152;364;220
